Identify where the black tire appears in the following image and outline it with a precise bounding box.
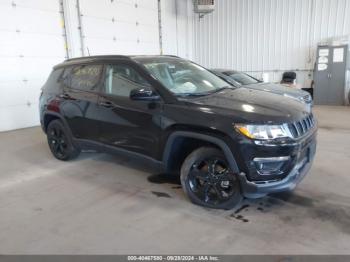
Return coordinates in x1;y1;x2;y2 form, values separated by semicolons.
46;119;80;161
180;147;242;210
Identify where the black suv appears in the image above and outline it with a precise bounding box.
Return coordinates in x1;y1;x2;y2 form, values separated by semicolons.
39;55;317;209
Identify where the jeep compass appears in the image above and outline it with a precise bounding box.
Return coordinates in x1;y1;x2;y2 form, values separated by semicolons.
39;55;317;209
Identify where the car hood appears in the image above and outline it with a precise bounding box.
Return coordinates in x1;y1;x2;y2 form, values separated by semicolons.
183;87;310;124
244;82;309;101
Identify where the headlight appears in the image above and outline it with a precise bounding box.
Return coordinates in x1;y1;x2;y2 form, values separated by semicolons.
300;94;312;103
235;124;290;140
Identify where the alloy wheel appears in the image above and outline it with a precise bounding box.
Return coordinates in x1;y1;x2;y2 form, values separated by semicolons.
187;157;238;205
48;126;68;159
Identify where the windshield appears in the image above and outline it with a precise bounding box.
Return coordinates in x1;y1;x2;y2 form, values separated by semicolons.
225;72;260;85
140;59;232;95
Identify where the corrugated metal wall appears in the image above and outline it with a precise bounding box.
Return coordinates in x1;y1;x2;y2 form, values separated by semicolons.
192;0;350;85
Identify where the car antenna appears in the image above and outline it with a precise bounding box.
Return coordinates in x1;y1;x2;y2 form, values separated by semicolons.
86;47;91;56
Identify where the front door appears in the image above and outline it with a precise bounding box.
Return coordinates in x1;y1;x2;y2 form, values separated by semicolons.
96;63;163;159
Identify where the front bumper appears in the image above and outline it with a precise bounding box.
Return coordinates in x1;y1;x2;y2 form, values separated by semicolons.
237;132;317;198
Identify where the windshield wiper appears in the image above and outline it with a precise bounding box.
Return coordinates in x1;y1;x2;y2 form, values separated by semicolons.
176;86;233;97
176;93;208;97
206;86;233;94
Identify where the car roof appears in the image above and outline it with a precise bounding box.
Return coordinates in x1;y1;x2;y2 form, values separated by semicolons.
53;55;182;69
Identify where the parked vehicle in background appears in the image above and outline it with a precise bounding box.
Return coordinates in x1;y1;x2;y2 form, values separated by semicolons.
40;55;317;209
211;69;313;107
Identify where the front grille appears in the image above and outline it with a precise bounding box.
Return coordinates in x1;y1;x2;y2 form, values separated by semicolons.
288;114;315;138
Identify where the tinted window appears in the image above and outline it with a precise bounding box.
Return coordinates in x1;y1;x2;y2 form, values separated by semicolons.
44;68;64;92
64;64;103;91
213;71;241;87
225;72;259;85
104;64;150;97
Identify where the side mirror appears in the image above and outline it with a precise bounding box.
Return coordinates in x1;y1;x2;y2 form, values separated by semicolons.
130;87;160;101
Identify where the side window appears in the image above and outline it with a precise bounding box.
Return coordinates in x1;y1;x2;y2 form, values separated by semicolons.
104;64;150;97
64;64;103;92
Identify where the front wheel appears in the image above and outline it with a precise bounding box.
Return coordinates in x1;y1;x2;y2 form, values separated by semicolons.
180;147;242;209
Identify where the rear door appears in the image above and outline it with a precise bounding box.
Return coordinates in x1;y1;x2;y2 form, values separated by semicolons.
96;62;163;159
60;64;103;141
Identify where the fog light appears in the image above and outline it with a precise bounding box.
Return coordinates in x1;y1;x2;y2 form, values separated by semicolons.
220;180;230;188
253;156;290;175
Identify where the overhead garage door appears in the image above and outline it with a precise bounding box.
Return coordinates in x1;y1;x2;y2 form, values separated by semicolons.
0;0;65;132
79;0;159;55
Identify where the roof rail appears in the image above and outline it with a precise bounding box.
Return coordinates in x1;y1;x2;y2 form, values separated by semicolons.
64;55;131;62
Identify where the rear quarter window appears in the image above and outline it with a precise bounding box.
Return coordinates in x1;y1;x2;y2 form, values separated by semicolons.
43;68;64;92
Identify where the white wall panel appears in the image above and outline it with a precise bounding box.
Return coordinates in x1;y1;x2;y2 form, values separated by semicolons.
161;0;178;55
0;0;65;132
192;0;350;85
161;0;193;59
0;104;40;132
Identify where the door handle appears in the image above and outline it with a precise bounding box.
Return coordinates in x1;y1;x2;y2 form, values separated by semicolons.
59;93;71;99
99;101;114;108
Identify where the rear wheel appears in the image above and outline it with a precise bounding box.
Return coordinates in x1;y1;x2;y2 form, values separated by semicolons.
47;120;80;161
180;147;242;209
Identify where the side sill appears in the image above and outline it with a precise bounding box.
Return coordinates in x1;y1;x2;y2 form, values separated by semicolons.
74;138;165;172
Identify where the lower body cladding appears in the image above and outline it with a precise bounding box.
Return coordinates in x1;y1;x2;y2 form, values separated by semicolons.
236;130;317;198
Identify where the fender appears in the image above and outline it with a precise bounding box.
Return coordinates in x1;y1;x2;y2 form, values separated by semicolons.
42;111;82;149
42;111;72;135
162;131;240;173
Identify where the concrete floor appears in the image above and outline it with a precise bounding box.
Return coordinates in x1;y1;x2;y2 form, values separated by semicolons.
0;105;350;254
